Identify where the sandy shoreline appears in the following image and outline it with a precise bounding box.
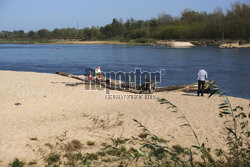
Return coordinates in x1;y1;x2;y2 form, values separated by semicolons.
45;40;129;45
0;40;143;45
1;40;250;48
0;70;249;166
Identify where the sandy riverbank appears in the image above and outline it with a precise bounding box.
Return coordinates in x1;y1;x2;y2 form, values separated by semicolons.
0;71;249;166
2;39;250;48
154;40;194;48
48;40;129;45
0;40;130;45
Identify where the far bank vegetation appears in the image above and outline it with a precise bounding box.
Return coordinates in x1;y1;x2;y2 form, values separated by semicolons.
1;2;250;45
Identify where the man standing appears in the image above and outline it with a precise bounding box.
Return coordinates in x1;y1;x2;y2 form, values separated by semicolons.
197;68;208;96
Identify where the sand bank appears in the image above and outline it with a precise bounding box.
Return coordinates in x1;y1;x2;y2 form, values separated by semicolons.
51;40;128;45
154;40;194;48
0;40;130;45
0;71;248;166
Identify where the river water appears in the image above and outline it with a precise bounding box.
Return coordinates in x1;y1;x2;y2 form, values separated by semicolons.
0;44;249;99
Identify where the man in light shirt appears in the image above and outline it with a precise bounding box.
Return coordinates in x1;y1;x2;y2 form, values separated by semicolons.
95;66;102;80
197;68;208;96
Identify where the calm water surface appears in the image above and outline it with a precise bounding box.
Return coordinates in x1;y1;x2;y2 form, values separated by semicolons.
0;44;249;99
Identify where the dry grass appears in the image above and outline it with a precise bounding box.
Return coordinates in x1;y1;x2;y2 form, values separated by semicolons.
86;141;95;146
28;160;37;166
138;132;149;139
44;143;53;149
64;140;82;152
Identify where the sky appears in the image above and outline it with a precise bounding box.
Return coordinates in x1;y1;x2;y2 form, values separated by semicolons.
0;0;249;32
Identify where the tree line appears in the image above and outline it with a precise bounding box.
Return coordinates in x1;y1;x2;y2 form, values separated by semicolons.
0;2;249;42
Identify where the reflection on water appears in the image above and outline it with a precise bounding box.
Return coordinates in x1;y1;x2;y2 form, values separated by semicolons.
0;44;249;99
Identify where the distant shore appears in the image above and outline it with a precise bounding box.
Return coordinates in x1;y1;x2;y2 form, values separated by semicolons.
1;39;250;48
0;39;146;45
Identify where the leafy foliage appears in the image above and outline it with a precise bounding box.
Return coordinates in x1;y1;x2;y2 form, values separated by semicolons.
209;84;250;166
45;153;61;167
9;159;25;167
157;97;215;166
